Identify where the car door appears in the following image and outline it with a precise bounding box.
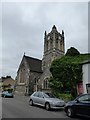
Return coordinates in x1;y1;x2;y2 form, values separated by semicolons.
37;92;45;106
75;94;90;116
80;100;90;116
78;94;90;116
32;92;40;104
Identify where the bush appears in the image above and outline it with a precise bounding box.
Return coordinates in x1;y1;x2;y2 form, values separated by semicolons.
54;93;73;102
66;47;80;56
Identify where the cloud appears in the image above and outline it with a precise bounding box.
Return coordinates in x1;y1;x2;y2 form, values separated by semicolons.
1;2;88;79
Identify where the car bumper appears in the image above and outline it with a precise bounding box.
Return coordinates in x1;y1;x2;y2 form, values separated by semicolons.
50;103;65;109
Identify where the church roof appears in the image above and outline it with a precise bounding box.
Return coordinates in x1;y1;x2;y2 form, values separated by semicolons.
24;55;42;73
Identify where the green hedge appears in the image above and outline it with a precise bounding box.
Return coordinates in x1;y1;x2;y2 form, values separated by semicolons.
54;93;73;102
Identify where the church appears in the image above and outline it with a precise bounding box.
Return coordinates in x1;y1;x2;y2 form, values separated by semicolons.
15;25;65;95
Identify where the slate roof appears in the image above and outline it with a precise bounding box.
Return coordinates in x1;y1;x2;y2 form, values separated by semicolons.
24;55;42;73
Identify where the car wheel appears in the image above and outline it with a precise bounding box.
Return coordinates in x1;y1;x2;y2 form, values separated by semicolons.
29;99;33;106
45;103;50;110
67;107;74;117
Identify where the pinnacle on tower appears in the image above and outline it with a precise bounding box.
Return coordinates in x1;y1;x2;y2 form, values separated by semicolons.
24;52;26;56
62;30;64;35
44;31;47;36
62;30;64;37
52;25;57;30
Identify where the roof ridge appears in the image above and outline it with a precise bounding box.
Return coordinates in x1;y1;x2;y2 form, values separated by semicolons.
24;55;42;61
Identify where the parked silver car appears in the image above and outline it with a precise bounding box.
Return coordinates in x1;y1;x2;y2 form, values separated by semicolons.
29;91;65;110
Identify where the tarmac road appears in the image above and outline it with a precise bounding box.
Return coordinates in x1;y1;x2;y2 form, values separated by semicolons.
2;95;82;119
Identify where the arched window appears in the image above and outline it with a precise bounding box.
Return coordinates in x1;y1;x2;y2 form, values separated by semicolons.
43;78;48;89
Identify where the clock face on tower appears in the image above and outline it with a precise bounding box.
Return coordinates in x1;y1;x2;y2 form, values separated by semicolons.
47;36;50;40
59;36;61;39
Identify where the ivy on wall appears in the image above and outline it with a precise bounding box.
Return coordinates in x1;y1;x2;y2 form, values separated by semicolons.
49;47;90;98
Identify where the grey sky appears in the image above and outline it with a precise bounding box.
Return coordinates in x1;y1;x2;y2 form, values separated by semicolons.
0;1;88;79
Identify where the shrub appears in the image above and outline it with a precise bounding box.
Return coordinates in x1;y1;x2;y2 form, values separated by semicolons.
66;47;80;56
54;93;73;102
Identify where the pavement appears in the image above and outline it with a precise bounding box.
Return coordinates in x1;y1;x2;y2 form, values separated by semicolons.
14;94;30;102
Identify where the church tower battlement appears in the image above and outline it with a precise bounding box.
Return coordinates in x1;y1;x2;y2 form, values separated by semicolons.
42;25;65;71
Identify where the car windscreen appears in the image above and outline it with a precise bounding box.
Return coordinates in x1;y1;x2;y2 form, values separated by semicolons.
44;93;55;98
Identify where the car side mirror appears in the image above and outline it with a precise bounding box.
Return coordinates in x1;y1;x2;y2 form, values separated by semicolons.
76;99;80;103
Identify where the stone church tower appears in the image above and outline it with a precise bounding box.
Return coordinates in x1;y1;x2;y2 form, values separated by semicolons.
40;25;65;91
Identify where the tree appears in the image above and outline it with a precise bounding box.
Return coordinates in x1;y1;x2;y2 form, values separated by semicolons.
66;47;80;56
49;48;90;98
49;47;90;97
49;58;82;98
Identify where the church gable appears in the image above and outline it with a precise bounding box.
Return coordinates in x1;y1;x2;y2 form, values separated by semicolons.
17;55;28;84
16;55;43;95
17;55;42;84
